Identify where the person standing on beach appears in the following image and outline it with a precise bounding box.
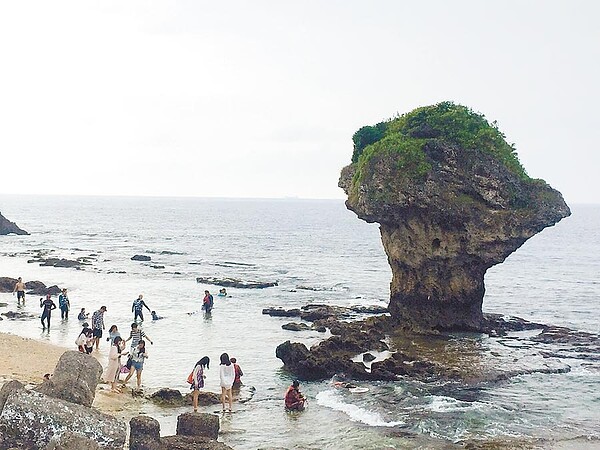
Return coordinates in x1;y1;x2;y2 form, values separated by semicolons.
58;288;70;320
132;294;151;322
102;336;128;393
122;340;148;389
190;356;210;412
40;294;56;330
13;277;26;305
91;306;107;350
219;352;235;412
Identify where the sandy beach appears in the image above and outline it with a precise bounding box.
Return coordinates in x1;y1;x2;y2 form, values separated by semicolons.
0;332;64;383
0;331;130;416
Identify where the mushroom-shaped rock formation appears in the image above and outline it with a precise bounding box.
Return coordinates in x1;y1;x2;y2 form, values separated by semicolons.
339;102;570;331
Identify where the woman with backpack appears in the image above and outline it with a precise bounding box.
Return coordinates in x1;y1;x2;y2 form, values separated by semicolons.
189;356;210;412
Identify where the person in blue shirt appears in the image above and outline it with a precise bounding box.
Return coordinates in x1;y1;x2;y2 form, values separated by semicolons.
58;288;70;320
132;294;151;322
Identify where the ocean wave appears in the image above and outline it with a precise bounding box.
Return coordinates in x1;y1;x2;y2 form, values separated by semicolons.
315;390;404;427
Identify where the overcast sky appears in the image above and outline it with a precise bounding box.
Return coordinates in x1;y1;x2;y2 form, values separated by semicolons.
0;1;598;203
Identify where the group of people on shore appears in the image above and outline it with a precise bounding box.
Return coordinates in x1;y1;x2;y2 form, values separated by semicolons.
74;299;155;392
14;277;303;413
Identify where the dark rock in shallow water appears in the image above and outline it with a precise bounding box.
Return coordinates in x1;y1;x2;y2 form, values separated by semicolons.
0;212;29;235
25;280;48;294
38;258;89;269
183;391;221;406
339;103;570;331
132;254;152;261
363;353;376;362
176;412;219;440
129;416;161;450
148;388;222;408
1;310;37;320
160;435;232;450
0;389;126;449
35;351;103;407
130;414;232;450
149;388;185;406
350;305;388;314
197;276;277;289
0;277;17;292
282;322;310;332
45;285;62;295
262;307;301;317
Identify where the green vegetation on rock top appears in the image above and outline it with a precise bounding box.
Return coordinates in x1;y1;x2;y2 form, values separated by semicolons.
351;101;529;181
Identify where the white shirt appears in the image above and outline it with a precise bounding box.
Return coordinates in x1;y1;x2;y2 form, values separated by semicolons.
219;363;235;388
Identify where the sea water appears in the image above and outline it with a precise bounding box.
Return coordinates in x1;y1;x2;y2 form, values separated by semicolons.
0;195;598;449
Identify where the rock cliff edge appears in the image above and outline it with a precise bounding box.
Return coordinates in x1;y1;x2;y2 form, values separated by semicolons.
339;102;570;331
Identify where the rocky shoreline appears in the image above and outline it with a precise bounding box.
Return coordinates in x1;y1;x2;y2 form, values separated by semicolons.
0;349;233;450
270;303;599;385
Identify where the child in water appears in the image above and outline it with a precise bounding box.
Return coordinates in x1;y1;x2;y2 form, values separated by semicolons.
78;308;89;320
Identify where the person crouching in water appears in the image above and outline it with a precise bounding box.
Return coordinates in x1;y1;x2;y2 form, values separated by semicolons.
285;380;306;411
76;326;93;354
122;340;148;389
190;356;210;412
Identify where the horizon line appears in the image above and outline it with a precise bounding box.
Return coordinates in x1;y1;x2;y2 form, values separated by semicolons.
0;192;347;201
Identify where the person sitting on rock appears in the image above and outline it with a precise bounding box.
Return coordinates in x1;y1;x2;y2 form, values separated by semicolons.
284;380;305;411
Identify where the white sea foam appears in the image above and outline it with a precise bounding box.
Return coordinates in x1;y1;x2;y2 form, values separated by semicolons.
426;395;489;413
316;390;404;427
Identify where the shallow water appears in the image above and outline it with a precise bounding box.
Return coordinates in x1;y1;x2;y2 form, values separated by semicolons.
0;196;599;449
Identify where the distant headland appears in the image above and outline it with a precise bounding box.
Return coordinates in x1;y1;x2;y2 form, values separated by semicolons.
0;211;28;236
